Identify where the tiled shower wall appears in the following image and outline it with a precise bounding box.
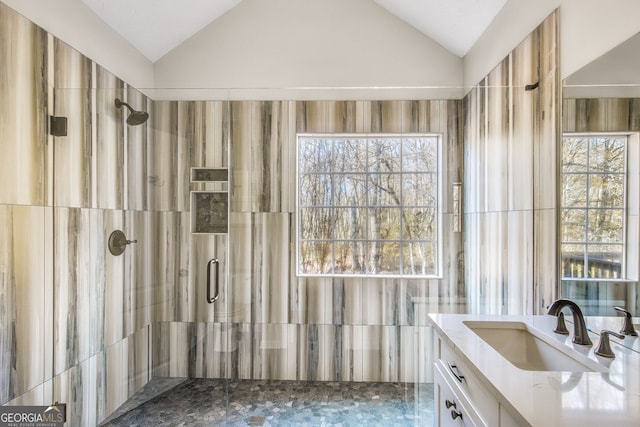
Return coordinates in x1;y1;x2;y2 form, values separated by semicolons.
1;0;561;424
463;11;559;315
152;100;466;383
0;3;156;425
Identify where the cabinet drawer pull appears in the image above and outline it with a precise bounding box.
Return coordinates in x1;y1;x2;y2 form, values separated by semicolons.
448;363;465;382
445;399;456;409
451;409;463;420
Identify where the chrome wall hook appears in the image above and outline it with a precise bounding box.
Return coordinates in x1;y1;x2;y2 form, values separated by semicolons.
108;230;137;256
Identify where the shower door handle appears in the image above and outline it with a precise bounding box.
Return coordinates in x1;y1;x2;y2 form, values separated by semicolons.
207;258;220;304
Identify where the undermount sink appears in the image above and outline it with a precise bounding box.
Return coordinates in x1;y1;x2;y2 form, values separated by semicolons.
464;321;607;372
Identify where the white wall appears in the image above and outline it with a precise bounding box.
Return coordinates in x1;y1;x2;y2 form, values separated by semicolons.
1;0;154;90
464;0;640;89
6;0;640;99
152;0;463;100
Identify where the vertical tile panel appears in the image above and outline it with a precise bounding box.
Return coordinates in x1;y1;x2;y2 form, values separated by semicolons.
0;3;47;206
230;101;252;212
535;11;559;311
125;88;149;211
148;101;178;212
133;212;153;329
175;212;191;320
506;210;534;314
342;277;363;326
486;60;509;213
302;277;333;325
361;326;382;382
53;40;92;208
102;210;125;347
252;213;290;324
53;208;95;374
252;324;288;380
510;32;535;212
192;235;227;323
177;101;195;212
562;99;576;133
296;101;326;133
282;101;296;213
89;209;106;357
252;101;283;212
228;213;252;323
104;337;129;418
95;66;124;210
0;206;47;404
151;212;178;322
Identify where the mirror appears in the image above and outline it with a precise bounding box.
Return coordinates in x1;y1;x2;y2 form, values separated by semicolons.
561;33;640;316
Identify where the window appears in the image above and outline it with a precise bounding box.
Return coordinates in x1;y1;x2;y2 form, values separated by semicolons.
561;135;627;279
296;134;441;278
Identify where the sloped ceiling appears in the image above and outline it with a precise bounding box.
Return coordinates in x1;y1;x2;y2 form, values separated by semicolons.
81;0;242;62
81;0;506;62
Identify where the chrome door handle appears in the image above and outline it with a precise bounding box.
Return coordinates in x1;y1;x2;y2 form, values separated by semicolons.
207;258;220;304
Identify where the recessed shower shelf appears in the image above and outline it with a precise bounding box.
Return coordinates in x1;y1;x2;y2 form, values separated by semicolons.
191;167;228;183
190;167;229;235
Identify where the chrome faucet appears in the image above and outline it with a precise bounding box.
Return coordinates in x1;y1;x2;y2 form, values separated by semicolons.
547;299;593;346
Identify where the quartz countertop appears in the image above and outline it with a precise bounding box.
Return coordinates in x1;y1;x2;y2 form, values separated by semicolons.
428;313;640;426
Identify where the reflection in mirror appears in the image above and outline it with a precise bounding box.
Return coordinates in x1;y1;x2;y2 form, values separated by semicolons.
561;34;640;316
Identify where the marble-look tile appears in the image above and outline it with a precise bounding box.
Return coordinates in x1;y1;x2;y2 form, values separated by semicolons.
5;379;53;407
151;211;190;322
152;322;190;379
464;11;558;315
124;88;149;212
52;352;101;427
53;207;93;374
252;213;290;324
102;210;126;347
148;101;178;212
0;205;49;404
228;213;253;323
535;208;558;313
95;66;124;210
187;322;227;378
190;234;228;323
252;324;288;380
229;322;253;380
506;210;534;314
104;328;150;420
230;102;253;212
0;3;48;206
192;101;230;171
53;39;92;208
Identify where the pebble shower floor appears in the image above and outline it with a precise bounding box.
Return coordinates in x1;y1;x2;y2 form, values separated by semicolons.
101;378;434;426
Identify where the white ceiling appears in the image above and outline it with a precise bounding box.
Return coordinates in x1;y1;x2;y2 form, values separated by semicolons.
81;0;507;62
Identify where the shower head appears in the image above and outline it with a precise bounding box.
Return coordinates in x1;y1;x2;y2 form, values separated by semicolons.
115;98;149;126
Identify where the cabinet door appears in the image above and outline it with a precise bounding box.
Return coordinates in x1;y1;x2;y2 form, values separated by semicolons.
435;364;481;427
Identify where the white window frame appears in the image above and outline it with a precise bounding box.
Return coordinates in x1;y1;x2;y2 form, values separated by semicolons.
295;133;443;279
560;133;629;280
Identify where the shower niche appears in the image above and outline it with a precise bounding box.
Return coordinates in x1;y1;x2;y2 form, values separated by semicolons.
190;167;229;234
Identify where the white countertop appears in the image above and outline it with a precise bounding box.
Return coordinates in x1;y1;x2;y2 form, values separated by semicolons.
428;313;640;426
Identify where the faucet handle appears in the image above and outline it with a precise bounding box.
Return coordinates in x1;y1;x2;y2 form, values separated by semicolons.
595;330;625;358
614;307;638;336
554;312;570;335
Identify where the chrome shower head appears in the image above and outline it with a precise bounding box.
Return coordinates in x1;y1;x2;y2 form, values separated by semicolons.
115;98;149;126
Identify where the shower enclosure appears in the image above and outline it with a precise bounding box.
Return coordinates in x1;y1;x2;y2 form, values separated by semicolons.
44;86;459;425
0;3;465;425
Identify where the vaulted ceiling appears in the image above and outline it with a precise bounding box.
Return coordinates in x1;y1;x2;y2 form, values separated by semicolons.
80;0;507;62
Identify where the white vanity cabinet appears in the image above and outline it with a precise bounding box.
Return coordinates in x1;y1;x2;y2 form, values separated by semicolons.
434;333;526;427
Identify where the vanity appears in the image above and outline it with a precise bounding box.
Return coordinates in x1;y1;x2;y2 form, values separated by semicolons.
429;313;640;426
